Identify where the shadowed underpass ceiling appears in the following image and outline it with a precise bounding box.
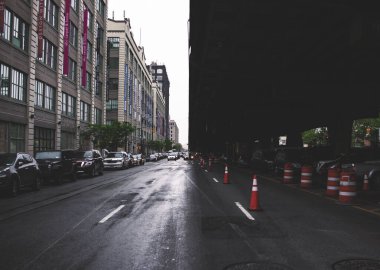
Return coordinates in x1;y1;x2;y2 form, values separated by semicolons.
189;0;380;152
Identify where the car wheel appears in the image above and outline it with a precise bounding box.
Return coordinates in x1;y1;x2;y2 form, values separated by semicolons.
33;175;41;191
9;177;18;197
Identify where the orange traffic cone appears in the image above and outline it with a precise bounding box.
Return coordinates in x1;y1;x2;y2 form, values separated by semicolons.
249;175;261;211
223;164;229;184
363;173;369;191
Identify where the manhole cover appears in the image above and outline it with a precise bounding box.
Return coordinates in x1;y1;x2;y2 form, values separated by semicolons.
224;262;293;270
333;259;380;270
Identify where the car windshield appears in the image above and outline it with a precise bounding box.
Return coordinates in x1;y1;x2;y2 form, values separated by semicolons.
133;155;140;159
35;151;62;160
0;153;16;166
107;153;123;158
74;151;93;158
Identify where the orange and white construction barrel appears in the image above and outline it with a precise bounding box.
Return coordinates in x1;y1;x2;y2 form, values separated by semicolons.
339;170;357;204
283;162;294;184
326;168;340;197
300;165;313;188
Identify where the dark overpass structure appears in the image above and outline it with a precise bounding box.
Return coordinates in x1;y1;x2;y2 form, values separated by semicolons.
189;0;380;155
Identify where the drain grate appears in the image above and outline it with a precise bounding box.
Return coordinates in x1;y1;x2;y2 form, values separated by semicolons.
333;259;380;270
224;262;293;270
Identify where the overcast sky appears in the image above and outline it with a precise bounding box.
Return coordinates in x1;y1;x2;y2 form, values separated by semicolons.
107;0;190;148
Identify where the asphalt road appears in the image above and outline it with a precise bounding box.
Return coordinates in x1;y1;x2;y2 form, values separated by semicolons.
0;159;380;270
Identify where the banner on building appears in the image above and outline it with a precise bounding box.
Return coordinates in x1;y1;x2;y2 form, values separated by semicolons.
81;7;88;87
124;64;128;112
63;0;71;75
37;0;44;58
0;0;5;34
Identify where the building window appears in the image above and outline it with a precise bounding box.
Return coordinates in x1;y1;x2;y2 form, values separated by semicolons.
34;127;55;151
95;81;102;96
69;21;78;48
61;131;75;149
68;58;77;81
86;72;92;91
87;41;92;62
157;68;163;74
96;0;105;18
40;38;57;70
96;23;104;48
94;108;102;124
0;63;10;96
87;10;93;32
71;0;78;12
106;99;118;110
109;57;119;69
96;52;103;70
10;69;26;102
108;78;118;90
9;123;25;153
80;101;90;122
44;0;58;29
62;92;76;117
35;80;55;111
1;9;28;51
107;37;119;48
156;75;163;81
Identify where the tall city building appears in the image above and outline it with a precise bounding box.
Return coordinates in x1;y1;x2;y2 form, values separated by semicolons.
106;18;153;154
148;62;170;140
152;82;166;142
169;120;179;144
0;0;107;154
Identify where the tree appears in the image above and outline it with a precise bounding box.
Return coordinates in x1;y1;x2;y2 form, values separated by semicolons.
163;139;173;151
82;121;135;150
302;127;328;147
173;143;182;152
352;117;380;147
147;140;165;152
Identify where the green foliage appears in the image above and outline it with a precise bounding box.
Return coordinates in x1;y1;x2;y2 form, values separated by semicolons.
163;139;173;151
352;117;380;147
302;127;328;147
82;121;135;150
147;140;165;152
173;143;182;151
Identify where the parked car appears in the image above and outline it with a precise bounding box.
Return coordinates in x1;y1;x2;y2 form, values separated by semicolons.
35;150;78;184
167;152;178;161
74;150;104;177
250;149;275;172
149;153;158;162
103;151;132;169
0;152;41;197
273;147;312;176
131;154;145;166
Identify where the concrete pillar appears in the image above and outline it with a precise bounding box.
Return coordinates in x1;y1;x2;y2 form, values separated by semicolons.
328;118;353;155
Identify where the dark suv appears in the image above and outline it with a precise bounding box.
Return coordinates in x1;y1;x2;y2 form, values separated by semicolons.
35;150;78;184
74;150;104;177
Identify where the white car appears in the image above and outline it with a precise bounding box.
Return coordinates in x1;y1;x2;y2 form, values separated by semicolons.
167;152;178;161
103;152;131;169
149;154;158;161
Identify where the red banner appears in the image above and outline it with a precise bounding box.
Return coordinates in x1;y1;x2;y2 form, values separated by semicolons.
0;0;5;33
37;0;44;58
81;8;88;87
63;0;71;76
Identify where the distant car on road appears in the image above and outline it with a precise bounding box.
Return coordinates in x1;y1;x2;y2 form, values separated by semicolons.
35;150;78;184
149;153;158;162
0;152;41;197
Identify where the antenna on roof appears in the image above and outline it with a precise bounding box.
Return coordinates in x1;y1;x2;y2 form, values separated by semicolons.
112;11;114;19
123;10;125;19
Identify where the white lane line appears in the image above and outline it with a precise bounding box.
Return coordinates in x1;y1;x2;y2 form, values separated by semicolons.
205;170;208;172
212;178;219;183
235;202;255;221
99;205;125;223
